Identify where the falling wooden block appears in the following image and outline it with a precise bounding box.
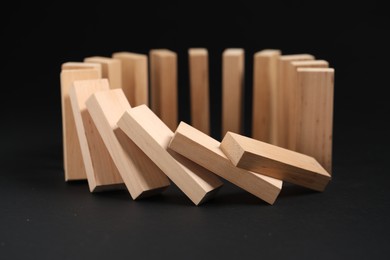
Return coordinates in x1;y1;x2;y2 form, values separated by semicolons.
117;105;223;205
189;48;210;135
62;62;102;75
60;68;101;181
84;57;122;89
220;132;331;191
168;122;282;205
149;49;178;130
86;89;170;199
252;49;281;143
69;79;124;192
112;52;148;106
222;48;244;136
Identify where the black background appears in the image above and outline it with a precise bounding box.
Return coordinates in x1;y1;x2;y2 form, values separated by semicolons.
1;1;389;259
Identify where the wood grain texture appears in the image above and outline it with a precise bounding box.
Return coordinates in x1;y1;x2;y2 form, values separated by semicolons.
112;52;148;106
189;48;210;134
69;79;124;192
60;68;101;181
168;122;282;205
252;49;281;143
86;89;170;199
149;49;177;130
220;132;331;192
84;57;122;89
222;48;244;136
62;62;102;75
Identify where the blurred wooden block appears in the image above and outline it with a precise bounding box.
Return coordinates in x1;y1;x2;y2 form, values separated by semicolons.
168;122;282;205
220;132;331;191
86;89;170;199
60;68;101;181
112;52;148;106
222;48;244;136
69;79;124;192
117;105;223;205
252;49;281;143
149;49;177;130
189;48;210;135
62;62;102;75
84;56;122;89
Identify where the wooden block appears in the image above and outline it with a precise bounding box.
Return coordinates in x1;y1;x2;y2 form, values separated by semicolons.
117;105;223;205
60;68;101;181
86;89;170;199
149;49;178;130
252;49;281;143
168;122;282;205
84;57;122;89
189;48;210;135
112;52;148;106
222;48;244;136
69;79;124;192
220;132;331;191
294;68;335;173
62;62;102;75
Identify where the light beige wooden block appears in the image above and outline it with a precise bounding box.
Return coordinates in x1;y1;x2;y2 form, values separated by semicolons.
252;49;281;143
189;48;210;135
220;132;331;191
86;89;170;199
62;62;102;75
222;48;244;136
112;52;148;106
69;79;124;192
60;68;101;181
84;57;122;89
149;49;177;130
294;68;335;173
117;105;223;205
168;122;282;205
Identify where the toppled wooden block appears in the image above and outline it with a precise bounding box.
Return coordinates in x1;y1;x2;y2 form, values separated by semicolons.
84;57;122;89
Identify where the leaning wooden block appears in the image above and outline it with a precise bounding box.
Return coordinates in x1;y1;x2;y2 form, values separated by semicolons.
62;62;102;75
168;122;282;205
69;79;124;192
117;105;223;205
220;132;331;191
86;89;170;199
84;57;122;89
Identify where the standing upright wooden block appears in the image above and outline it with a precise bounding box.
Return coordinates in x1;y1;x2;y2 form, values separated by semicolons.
149;49;178;130
252;49;281;143
69;79;124;192
189;48;210;135
60;68;101;181
62;62;102;74
86;89;170;199
112;52;148;106
84;57;122;89
222;48;244;136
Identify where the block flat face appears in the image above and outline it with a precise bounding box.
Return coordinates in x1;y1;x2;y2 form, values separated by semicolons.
62;62;102;76
168;122;282;205
85;89;170;199
220;132;331;192
84;57;122;89
117;105;223;205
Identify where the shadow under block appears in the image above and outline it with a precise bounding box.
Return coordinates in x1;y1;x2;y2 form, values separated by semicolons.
112;52;148;106
295;68;334;173
149;49;177;130
61;62;102;75
84;57;122;89
222;48;244;136
69;79;124;192
117;105;223;206
220;132;331;192
252;49;281;143
189;48;210;135
60;68;101;181
85;89;170;199
168;122;282;205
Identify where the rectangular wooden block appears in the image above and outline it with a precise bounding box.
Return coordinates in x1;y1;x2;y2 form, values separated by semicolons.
84;56;122;89
86;89;170;199
117;105;223;205
189;48;210;135
168;122;282;205
62;62;102;75
69;79;124;192
222;48;244;136
149;49;178;130
112;52;148;106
